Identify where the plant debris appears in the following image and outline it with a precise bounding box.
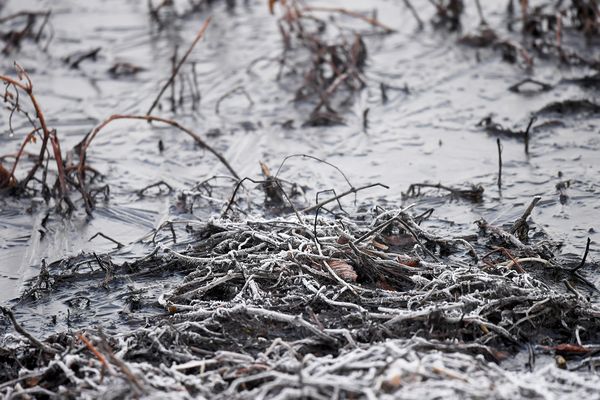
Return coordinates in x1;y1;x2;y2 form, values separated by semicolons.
2;2;600;399
2;202;600;398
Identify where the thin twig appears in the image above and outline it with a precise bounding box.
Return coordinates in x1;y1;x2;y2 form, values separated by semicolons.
303;6;396;33
353;204;415;245
524;116;536;155
509;195;541;235
0;306;59;354
275;154;353;188
402;0;424;29
215;86;254;115
78;114;239;181
89;232;125;249
474;0;487;25
1;66;68;200
497;138;502;190
572;238;592;273
77;332;115;374
146;17;212;115
137;180;174;196
396;218;440;262
508;78;552;93
301;183;389;213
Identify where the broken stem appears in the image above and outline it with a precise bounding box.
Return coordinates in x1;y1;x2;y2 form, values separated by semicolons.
572;237;591;273
79;114;239;180
146;17;212;115
301;183;389;213
303;6;396;33
0;306;59;354
497;138;502;190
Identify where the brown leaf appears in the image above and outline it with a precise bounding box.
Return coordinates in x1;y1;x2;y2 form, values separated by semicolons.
259;161;284;204
0;163;16;189
372;240;388;251
269;0;287;15
329;260;357;282
376;279;395;291
381;374;402;392
259;160;272;177
491;350;510;361
336;234;350;244
552;343;590;355
25;376;41;387
382;234;416;247
397;255;420;268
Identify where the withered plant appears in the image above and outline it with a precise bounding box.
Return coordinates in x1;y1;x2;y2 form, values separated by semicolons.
0;63;74;211
273;0;393;126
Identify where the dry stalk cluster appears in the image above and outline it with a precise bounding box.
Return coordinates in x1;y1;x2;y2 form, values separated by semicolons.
0;9;52;54
2;205;600;398
458;0;600;71
0;12;227;214
0;60;236;215
275;1;390;126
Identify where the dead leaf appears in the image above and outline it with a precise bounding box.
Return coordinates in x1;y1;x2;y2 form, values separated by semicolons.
397;255;419;268
555;355;567;369
382;234;416;247
329;260;357;282
25;376;41;387
381;374;402;392
491;350;510;361
376;279;395;291
336;234;350;244
259;161;284;204
551;343;590;354
268;0;287;15
372;240;388;251
0;163;16;189
259;160;272;177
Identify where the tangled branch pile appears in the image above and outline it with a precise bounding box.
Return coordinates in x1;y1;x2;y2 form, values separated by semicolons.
2;205;599;398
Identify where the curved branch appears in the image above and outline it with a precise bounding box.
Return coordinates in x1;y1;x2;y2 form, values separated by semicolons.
78;114;239;180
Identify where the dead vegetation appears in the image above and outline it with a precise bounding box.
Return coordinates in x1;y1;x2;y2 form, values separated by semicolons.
272;0;391;126
0;62;236;215
0;64;73;211
0;9;52;54
1;198;599;398
0;14;234;215
457;0;600;71
2;2;600;398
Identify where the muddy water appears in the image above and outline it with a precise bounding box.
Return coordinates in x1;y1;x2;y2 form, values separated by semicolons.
0;0;599;333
